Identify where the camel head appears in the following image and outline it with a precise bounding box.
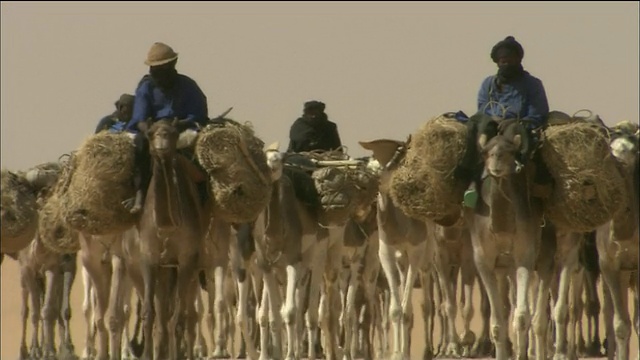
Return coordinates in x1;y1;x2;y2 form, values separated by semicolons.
358;137;408;170
142;119;190;159
610;131;639;169
479;129;522;179
264;141;283;181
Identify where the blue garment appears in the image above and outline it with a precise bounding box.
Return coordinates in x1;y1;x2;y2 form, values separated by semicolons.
95;115;127;134
125;74;209;133
477;71;549;129
109;121;126;133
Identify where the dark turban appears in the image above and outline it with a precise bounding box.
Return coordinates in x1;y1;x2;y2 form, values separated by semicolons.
304;100;326;112
490;36;524;63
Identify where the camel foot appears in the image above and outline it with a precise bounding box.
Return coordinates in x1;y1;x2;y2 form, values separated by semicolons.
29;346;42;359
445;342;462;357
421;348;434;360
585;340;604;357
470;337;493;357
460;330;476;346
210;346;230;359
41;349;58;360
81;347;96;360
58;344;80;360
193;345;207;359
553;354;569;360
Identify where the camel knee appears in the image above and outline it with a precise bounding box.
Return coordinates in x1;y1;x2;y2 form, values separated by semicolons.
513;310;531;334
613;318;631;340
281;305;296;326
554;303;568;325
41;304;58;323
108;312;124;333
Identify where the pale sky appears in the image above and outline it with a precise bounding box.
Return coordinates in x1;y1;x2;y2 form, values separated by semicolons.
2;1;638;170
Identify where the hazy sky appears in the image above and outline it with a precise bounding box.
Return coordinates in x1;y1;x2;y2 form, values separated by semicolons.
1;1;638;170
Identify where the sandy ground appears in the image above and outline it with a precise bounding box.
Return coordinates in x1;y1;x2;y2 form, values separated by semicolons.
1;256;637;359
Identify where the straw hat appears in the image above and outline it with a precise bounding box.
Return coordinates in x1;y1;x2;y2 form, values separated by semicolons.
144;42;179;67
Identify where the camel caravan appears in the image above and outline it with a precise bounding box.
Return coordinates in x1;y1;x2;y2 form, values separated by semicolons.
1;109;639;360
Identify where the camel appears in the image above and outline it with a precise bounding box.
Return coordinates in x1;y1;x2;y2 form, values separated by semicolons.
17;236;78;360
359;138;435;360
339;201;379;360
595;129;639;360
134;119;209;360
424;219;486;358
78;229;136;360
462;121;544;360
233;142;332;360
2;163;61;263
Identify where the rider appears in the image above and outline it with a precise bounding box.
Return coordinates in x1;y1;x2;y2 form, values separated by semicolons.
456;36;550;207
123;42;209;214
95;94;135;134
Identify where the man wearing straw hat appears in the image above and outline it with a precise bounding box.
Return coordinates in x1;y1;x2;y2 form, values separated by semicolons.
456;36;550;207
95;93;135;134
123;42;209;214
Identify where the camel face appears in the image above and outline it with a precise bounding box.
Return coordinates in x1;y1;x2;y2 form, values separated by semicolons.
265;148;283;181
610;135;637;168
482;134;521;178
148;121;179;158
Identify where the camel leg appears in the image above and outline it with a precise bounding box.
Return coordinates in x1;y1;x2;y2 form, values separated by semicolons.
58;254;78;359
83;255;112;360
107;255;127;360
459;260;477;357
378;240;403;359
265;269;284;360
257;276;271;360
193;288;208;359
419;270;434;360
281;263;300;360
40;267;62;360
585;268;603;356
236;267;259;360
139;261;157;360
19;264;36;360
512;263;534;360
599;264;632;360
180;277;199;360
473;250;509;360
207;265;230;359
120;277;133;360
470;275;492;357
553;242;580;360
398;243;424;360
342;262;361;360
437;262;462;357
602;279;615;360
168;257;198;360
81;267;97;360
570;270;586;358
532;265;552;360
305;238;329;360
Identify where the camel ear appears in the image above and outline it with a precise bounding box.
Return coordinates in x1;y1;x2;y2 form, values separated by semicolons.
266;141;280;152
358;139;404;167
478;133;488;150
175;119;192;133
137;118;152;134
513;134;522;149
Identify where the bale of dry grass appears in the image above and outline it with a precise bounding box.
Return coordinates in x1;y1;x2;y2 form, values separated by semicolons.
62;132;137;235
311;161;379;221
1;169;38;241
541;121;627;232
390;114;468;224
38;191;79;254
195;119;272;223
